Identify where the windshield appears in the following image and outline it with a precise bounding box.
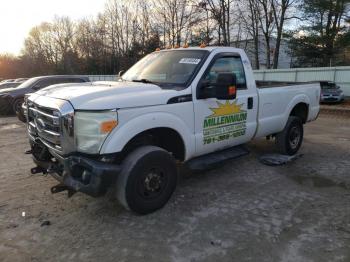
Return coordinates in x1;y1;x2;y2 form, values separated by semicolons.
15;78;39;89
321;82;337;89
122;50;208;88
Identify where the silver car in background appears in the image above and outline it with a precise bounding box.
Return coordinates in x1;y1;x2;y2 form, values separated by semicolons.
320;81;345;103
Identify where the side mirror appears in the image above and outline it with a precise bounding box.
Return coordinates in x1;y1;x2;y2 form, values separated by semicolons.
198;73;237;100
118;70;125;77
215;73;237;100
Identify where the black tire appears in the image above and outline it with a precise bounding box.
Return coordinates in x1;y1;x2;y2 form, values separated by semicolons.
276;116;303;155
16;109;26;123
116;146;177;215
12;99;23;115
0;98;13;115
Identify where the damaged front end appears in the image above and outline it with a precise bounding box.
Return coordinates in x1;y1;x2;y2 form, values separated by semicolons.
29;138;121;197
25;95;121;198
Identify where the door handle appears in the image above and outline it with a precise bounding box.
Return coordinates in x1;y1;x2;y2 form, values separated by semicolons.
248;97;253;109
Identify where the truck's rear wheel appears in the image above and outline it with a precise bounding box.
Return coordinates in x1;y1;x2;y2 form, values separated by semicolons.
116;146;177;215
276;116;303;155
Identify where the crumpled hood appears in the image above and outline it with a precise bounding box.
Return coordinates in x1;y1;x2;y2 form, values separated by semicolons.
35;81;180;110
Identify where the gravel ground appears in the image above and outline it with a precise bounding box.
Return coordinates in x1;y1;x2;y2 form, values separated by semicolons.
0;114;350;262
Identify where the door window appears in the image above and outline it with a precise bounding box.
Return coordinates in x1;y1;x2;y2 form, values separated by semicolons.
204;56;247;89
32;78;58;90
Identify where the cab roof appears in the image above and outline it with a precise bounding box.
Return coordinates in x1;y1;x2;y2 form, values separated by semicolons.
158;46;242;53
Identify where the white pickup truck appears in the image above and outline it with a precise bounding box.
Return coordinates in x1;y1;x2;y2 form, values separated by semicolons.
26;47;320;214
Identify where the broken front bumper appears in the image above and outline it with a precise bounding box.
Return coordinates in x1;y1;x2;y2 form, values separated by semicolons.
29;138;121;197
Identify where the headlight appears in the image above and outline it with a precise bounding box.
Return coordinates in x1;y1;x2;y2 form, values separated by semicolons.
24;94;30;104
74;110;118;154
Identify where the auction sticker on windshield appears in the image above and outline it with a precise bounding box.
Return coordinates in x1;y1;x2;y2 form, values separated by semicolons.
179;58;201;64
203;101;247;145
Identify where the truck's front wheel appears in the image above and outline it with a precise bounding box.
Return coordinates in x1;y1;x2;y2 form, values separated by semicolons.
116;146;177;214
276;116;303;155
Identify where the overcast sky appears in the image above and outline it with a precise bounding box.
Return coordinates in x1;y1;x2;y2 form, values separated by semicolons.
0;0;106;55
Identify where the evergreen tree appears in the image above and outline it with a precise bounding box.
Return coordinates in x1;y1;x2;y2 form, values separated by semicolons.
289;0;350;67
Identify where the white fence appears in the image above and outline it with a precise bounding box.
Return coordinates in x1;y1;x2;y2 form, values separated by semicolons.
253;66;350;96
87;66;350;96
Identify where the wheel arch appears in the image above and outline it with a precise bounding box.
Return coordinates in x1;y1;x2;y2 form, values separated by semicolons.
283;94;310;128
289;102;309;124
119;127;186;161
100;112;194;161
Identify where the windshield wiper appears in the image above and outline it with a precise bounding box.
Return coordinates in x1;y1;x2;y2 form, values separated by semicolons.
132;79;155;84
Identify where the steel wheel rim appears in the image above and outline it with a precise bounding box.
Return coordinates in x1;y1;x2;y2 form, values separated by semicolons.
289;126;301;150
138;167;168;200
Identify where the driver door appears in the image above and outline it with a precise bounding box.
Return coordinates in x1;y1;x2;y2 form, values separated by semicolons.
193;54;256;156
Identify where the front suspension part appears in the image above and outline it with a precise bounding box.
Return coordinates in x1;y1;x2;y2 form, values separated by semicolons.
51;184;76;198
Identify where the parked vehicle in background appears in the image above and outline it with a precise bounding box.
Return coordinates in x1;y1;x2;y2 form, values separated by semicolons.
0;75;90;119
14;78;29;82
26;47;320;214
0;79;15;83
0;82;21;90
320;81;345;103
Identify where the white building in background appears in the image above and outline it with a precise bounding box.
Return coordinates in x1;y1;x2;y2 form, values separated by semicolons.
232;36;292;69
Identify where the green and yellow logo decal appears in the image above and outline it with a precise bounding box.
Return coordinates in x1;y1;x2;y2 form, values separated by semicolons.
203;101;247;145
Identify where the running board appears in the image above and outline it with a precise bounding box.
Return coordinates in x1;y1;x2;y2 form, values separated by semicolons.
186;145;250;171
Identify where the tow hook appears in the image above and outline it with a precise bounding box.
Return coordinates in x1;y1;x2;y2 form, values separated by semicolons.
30;166;47;175
25;149;32;154
51;184;76;198
47;164;60;174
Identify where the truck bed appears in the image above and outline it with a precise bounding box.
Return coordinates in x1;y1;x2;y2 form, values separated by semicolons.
255;81;320;138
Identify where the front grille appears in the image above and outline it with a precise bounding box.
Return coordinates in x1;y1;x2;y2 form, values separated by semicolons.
323;97;339;102
28;102;62;151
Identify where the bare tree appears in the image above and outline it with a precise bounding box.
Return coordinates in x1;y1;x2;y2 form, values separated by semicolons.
271;0;298;68
257;0;276;68
51;16;77;72
206;0;233;45
238;0;261;69
153;0;198;47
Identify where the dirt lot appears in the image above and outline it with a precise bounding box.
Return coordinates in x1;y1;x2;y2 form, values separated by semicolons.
0;114;350;262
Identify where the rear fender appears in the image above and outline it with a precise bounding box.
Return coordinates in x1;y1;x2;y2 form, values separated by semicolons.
282;94;310;128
